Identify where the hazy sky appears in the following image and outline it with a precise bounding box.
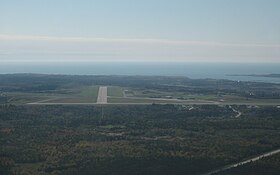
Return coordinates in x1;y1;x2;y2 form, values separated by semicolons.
0;0;279;62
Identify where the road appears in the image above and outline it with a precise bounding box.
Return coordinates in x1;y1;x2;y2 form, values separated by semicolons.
229;105;242;118
97;86;107;104
27;101;280;106
28;97;62;105
26;94;280;106
26;102;221;106
202;148;280;175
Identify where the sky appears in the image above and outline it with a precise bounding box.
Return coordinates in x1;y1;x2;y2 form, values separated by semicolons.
0;0;279;63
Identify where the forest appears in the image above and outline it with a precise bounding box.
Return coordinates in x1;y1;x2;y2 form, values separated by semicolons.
1;104;280;174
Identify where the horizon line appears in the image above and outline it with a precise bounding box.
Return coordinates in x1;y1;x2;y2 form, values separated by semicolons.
0;60;280;64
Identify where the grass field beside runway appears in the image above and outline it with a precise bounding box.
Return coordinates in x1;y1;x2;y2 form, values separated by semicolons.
107;86;124;97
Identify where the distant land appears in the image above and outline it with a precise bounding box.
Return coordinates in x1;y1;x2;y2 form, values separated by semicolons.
228;74;280;78
1;63;280;84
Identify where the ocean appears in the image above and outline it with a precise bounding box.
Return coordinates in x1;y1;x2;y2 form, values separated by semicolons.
0;62;280;83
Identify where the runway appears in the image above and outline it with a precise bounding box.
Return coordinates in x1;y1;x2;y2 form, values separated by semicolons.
97;86;107;104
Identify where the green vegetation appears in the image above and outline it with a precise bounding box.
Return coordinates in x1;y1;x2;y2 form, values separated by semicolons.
4;86;100;104
78;86;99;102
0;74;280;174
0;105;280;175
107;86;123;97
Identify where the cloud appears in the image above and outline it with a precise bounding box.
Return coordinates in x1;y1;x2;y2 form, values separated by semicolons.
0;34;279;62
0;34;279;48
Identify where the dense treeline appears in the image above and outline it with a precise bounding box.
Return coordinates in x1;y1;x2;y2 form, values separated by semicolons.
0;105;280;174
